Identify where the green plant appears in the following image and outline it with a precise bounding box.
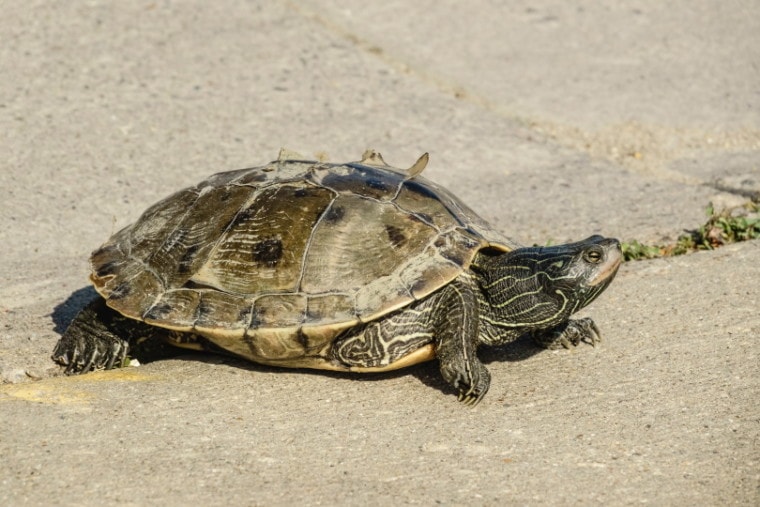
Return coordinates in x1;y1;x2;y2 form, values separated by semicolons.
621;201;759;261
621;239;663;261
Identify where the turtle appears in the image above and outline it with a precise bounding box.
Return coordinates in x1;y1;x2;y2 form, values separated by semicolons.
53;149;621;405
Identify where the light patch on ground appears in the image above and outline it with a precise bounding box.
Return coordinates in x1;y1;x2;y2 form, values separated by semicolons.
537;120;760;182
0;368;156;405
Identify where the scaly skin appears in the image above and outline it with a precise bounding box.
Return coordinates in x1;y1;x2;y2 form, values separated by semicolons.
331;276;490;405
328;236;621;405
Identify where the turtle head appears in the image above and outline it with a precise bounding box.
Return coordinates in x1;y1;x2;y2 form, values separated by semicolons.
476;235;621;330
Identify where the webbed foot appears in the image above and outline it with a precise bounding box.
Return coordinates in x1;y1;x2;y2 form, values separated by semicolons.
53;330;128;374
532;317;601;350
440;358;491;407
52;299;131;374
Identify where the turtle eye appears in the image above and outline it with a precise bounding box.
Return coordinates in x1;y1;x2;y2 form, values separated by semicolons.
584;248;603;263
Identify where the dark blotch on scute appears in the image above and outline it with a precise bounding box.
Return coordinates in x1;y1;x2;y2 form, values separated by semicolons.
249;307;263;328
294;188;309;198
222;206;257;233
95;261;119;278
242;335;259;357
296;329;309;349
433;235;469;265
410;278;431;296
239;171;269;183
108;282;132;300
239;207;258;220
237;306;252;326
385;224;407;248
305;303;324;323
252;238;283;267
177;245;200;274
322;165;402;200
366;178;388;191
403;180;439;200
144;302;173;321
182;279;211;290
324;205;345;222
195;297;212;321
91;244;118;259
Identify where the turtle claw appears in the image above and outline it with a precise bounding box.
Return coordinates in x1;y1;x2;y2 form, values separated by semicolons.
532;318;602;350
458;387;487;407
54;332;129;375
442;361;491;407
585;320;602;347
52;299;131;375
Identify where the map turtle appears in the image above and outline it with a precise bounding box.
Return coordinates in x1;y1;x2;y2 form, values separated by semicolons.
53;149;621;405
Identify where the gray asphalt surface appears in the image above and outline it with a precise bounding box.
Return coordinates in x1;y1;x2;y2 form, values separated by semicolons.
1;1;758;505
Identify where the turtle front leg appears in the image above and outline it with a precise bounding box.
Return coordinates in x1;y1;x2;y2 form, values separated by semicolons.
531;317;602;350
52;298;163;374
432;275;491;406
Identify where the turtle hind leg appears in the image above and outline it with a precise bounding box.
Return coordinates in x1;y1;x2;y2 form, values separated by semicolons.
52;298;170;374
52;298;128;374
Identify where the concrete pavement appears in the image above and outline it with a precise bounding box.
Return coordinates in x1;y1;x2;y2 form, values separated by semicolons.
1;1;758;505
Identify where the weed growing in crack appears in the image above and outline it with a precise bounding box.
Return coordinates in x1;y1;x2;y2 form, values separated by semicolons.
622;201;760;261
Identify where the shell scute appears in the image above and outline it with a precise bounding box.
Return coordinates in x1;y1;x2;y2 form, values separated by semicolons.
394;179;463;230
300;194;437;294
312;162;405;201
397;245;462;300
195;290;250;331
305;293;356;324
190;182;334;294
99;266;162;321
142;289;200;331
251;294;307;328
355;273;413;321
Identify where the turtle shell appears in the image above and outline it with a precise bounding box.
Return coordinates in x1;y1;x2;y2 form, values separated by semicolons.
88;150;519;367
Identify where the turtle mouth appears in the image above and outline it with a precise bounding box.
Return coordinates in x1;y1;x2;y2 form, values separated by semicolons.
588;245;622;286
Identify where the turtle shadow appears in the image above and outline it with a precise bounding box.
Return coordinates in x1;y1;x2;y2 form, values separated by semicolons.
408;334;544;397
49;290;426;376
207;354;422;383
279;334;546;398
480;333;544;364
51;287;186;364
50;289;545;398
51;286;99;334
